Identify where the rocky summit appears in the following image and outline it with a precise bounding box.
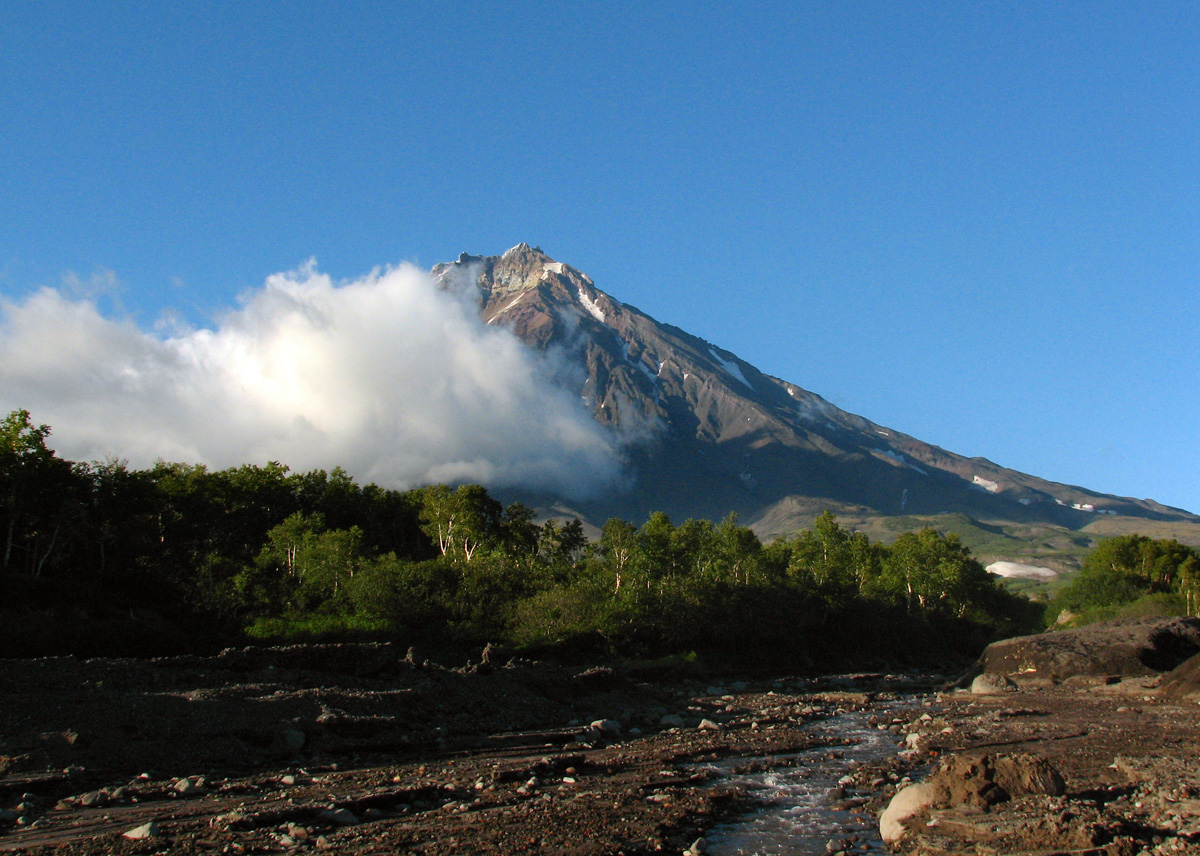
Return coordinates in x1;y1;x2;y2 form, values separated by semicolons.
433;245;1198;537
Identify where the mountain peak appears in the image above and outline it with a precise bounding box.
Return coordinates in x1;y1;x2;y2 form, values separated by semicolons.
501;242;547;259
432;245;1200;535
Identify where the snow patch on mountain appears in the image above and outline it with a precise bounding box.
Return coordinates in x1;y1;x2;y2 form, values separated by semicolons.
578;287;606;323
708;347;751;388
973;475;1001;493
624;342;658;386
490;291;526;322
1054;499;1118;514
987;561;1059;580
878;449;927;475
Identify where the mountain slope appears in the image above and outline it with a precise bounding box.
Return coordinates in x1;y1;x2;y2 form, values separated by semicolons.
433;244;1198;538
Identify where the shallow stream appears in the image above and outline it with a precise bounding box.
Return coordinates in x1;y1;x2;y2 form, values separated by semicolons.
697;699;916;855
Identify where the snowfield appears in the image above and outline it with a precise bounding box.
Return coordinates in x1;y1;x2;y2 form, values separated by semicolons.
577;287;606;323
708;347;751;388
986;561;1059;579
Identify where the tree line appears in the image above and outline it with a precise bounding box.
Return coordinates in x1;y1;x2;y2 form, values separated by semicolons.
2;409;1043;665
1048;532;1200;625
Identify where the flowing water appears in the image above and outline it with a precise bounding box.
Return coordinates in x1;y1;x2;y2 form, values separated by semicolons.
696;696;919;855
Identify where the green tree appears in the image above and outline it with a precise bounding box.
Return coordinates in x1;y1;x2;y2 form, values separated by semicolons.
1054;534;1200;616
538;517;587;568
783;512;862;609
0;410;84;577
881;528;991;617
597;518;638;593
712;513;767;585
418;484;503;562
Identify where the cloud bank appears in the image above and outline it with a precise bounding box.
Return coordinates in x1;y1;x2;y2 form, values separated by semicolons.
0;262;624;498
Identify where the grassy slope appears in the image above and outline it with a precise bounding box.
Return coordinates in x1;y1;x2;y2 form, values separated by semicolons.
749;502;1200;602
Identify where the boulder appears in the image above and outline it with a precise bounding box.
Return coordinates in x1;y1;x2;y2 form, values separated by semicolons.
879;782;940;844
122;821;160;840
992;753;1066;798
590;719;621;736
1159;650;1200;703
878;752;1065;844
318;807;358;826
970;673;1018;695
974;617;1200;684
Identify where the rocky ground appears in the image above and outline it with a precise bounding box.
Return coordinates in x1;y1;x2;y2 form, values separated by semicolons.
2;620;1199;856
880;617;1200;856
0;644;936;855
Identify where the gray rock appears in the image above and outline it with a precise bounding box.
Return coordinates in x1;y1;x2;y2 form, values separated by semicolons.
122;820;161;840
978;616;1200;682
590;719;621;736
574;726;604;745
174;777;204;795
970;673;1018;695
277;728;306;753
318;807;358;826
659;713;684;728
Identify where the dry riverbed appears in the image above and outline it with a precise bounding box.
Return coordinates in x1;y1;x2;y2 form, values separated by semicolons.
880;675;1200;856
3;638;1199;855
0;645;934;855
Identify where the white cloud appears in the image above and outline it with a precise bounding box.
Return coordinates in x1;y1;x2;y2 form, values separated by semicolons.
0;261;625;498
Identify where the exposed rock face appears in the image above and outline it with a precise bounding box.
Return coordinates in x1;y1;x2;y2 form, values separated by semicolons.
975;617;1200;684
879;752;1065;844
1159;650;1200;702
432;245;1198;533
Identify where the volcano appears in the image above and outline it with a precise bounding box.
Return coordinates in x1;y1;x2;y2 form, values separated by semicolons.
433;244;1196;540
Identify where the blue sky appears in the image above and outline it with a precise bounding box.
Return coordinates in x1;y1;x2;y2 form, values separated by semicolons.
2;2;1198;512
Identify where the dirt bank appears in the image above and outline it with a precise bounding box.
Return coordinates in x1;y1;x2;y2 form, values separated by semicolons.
882;622;1200;856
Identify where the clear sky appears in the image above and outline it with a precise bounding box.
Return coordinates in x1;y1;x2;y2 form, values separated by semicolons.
2;2;1198;512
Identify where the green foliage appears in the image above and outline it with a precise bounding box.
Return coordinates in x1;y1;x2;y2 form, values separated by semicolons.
0;408;1046;665
0;410;87;578
244;613;391;643
1049;534;1200;625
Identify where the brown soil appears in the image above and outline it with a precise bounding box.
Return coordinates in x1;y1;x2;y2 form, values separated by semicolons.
0;645;933;855
886;676;1200;856
3;640;1199;855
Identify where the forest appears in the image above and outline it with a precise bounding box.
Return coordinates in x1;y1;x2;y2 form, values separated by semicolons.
4;407;1166;669
1047;532;1200;625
